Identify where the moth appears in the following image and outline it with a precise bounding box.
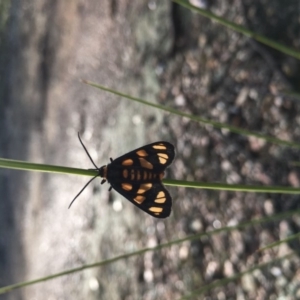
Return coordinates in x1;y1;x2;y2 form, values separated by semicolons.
69;133;175;218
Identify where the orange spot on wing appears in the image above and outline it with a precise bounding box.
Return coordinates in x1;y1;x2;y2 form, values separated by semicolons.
158;153;168;164
122;159;133;166
139;158;153;169
122;183;133;191
136;149;148;157
152;144;167;150
149;207;163;213
157;191;165;198
155;191;166;203
134;195;145;204
137;183;152;194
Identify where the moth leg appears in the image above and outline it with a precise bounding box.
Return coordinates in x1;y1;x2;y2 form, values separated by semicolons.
110;158;113;162
101;179;106;184
108;186;112;191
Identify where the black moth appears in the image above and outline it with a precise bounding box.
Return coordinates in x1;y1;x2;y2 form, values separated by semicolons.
69;133;175;218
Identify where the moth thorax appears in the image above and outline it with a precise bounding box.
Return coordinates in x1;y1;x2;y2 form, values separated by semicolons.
99;165;107;179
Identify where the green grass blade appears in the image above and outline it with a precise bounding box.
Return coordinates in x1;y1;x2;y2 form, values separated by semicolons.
0;158;97;177
258;232;300;253
83;81;300;150
0;209;298;295
164;179;300;194
290;161;300;167
173;0;300;60
1;158;299;195
282;90;300;100
179;253;295;299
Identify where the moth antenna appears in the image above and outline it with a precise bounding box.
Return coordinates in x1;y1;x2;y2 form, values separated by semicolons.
69;133;100;208
77;132;99;169
68;174;99;208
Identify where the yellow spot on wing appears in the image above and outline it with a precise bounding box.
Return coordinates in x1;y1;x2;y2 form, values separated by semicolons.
157;191;165;198
158;157;167;164
122;159;133;166
158;153;168;159
136;149;148;157
134;195;145;204
137;183;152;194
122;183;133;191
139;157;153;169
155;191;166;203
149;207;163;213
158;153;168;164
152;144;167;150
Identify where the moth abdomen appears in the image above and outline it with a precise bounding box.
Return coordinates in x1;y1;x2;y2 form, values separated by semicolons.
107;165;162;183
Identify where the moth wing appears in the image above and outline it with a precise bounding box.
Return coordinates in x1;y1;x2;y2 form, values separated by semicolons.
110;181;172;218
112;141;175;172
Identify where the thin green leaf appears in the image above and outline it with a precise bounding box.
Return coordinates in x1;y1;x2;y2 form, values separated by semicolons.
0;209;299;295
173;0;300;60
0;158;97;177
1;158;299;195
82;81;300;150
164;179;300;194
179;253;295;300
258;232;300;253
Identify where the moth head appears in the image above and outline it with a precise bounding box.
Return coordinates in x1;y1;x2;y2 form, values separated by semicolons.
98;165;107;179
